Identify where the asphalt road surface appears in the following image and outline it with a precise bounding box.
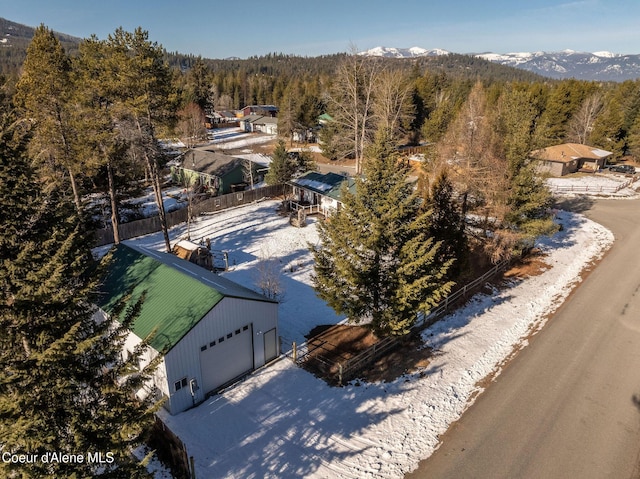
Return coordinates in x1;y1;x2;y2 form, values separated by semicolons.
407;197;640;479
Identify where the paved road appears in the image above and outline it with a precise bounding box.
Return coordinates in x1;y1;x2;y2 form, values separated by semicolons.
407;198;640;479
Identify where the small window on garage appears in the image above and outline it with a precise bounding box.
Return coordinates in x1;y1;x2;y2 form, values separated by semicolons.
227;333;233;339
200;345;207;352
219;336;224;343
243;325;249;331
174;377;188;392
235;329;241;335
209;340;216;347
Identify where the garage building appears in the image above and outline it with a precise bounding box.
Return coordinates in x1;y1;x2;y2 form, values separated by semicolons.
97;243;279;415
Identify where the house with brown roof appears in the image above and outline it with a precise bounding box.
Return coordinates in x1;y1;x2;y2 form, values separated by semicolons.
530;143;612;177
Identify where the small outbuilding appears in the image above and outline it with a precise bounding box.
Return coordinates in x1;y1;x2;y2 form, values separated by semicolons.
531;143;612;177
97;243;279;415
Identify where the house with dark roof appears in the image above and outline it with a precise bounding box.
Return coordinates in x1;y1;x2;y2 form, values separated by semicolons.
172;149;256;195
530;143;612;177
97;243;279;415
240;104;278;117
289;172;355;216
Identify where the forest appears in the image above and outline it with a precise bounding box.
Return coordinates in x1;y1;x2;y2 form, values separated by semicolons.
3;23;640;317
2;21;640;477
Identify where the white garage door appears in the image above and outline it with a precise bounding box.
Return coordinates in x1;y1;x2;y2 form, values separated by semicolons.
199;324;253;394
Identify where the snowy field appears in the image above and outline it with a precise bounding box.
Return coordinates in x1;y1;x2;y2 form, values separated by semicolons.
116;177;636;479
145;207;614;479
109;130;639;478
126;201;343;347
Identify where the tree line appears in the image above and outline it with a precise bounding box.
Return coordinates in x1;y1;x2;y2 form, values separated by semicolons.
2;22;640;475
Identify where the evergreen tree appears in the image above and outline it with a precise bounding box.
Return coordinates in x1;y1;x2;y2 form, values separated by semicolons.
14;25;83;213
311;129;453;336
0;116;156;478
424;169;468;280
505;163;557;242
265;139;295;186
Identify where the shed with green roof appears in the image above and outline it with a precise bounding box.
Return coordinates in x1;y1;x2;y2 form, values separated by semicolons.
97;243;279;415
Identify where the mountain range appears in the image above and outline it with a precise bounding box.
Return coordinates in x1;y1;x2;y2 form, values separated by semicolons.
360;46;640;82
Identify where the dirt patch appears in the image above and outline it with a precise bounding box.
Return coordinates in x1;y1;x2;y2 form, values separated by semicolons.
301;251;550;386
301;325;433;385
501;249;550;280
356;334;432;384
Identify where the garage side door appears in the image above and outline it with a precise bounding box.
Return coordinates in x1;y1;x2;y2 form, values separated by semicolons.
199;324;253;394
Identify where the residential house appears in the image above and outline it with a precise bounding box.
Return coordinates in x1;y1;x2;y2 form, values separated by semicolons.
531;143;612;177
289;171;355;216
240;115;278;135
240;104;278;117
96;243;279;415
172;149;256;195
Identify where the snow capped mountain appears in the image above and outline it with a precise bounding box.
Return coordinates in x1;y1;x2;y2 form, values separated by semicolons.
475;50;640;81
360;46;639;81
360;46;450;58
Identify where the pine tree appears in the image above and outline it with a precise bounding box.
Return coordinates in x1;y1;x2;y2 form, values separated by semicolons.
425;169;468;280
265;139;295;186
311;129;453;336
14;24;83;213
0;116;156;478
505;163;557;243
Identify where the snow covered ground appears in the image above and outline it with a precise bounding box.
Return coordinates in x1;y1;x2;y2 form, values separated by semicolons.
546;170;638;197
115;130;639;478
137;207;613;479
126;202;342;347
110;170;639;479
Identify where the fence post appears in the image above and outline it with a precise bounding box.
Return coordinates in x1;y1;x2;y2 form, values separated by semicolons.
338;364;343;386
190;456;196;479
292;342;297;363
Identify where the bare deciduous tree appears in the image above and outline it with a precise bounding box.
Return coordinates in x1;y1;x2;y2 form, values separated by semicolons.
327;46;381;174
566;93;604;144
371;68;415;139
254;249;285;302
177;103;207;149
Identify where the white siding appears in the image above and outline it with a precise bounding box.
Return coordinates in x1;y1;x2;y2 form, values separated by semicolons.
100;297;278;416
163;297;278;414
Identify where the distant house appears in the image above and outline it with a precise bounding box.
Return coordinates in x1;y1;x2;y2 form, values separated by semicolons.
240;104;278;117
172;150;257;194
206;111;239;128
289;171;355;216
240;115;278;135
96;243;279;415
531;143;612;177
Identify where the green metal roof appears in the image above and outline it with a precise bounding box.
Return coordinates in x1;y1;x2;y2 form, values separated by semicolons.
98;243;272;353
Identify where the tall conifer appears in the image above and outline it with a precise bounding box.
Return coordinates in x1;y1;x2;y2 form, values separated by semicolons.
311;129;453;336
0;117;156;478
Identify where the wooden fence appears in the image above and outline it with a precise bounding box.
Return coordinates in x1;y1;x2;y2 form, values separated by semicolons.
288;257;513;385
95;184;286;247
548;176;637;194
149;416;192;479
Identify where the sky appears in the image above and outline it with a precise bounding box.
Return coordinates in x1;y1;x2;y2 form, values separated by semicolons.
2;0;640;59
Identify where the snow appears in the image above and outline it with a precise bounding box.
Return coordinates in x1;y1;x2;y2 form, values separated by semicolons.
145;206;614;479
105;171;638;478
95;128;639;477
547;171;639;198
125;202;344;346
